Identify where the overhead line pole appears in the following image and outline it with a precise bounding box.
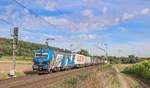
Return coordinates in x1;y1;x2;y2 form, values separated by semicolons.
45;38;55;49
95;43;109;63
10;27;19;77
104;44;108;58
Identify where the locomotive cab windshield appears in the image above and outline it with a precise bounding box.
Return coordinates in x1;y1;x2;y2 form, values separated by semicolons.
35;52;48;58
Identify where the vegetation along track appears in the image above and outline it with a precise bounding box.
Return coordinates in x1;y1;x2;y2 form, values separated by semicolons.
0;65;102;88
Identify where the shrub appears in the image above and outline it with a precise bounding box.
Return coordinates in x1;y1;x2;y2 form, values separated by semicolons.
123;60;150;81
0;52;3;58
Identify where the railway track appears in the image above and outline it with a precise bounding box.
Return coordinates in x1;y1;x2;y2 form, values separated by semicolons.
0;65;103;88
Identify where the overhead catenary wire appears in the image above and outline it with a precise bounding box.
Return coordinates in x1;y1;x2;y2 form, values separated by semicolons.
12;0;83;49
2;0;87;49
12;0;67;34
0;18;50;40
0;18;57;45
0;18;16;37
13;0;79;35
0;18;17;26
12;0;55;27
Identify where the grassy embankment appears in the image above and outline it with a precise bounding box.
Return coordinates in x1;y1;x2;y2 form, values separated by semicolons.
51;65;120;88
123;60;150;84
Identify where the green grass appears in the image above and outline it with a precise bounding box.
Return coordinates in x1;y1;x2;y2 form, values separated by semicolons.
0;73;9;80
51;65;120;88
52;72;94;88
0;72;26;80
0;56;32;60
0;56;33;64
0;61;33;65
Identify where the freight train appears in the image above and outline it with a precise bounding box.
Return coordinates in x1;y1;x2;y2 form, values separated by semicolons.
32;49;104;73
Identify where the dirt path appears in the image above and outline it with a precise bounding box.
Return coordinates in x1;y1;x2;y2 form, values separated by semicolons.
115;66;133;88
128;75;150;88
115;65;150;88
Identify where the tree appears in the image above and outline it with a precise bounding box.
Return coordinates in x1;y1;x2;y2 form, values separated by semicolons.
0;51;3;58
128;55;135;58
108;56;120;64
77;49;90;56
128;55;136;63
0;37;71;58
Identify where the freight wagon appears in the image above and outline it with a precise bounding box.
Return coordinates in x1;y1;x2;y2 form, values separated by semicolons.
32;49;102;74
52;54;63;71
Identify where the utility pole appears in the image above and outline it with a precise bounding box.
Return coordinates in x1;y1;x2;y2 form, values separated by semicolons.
69;44;73;52
104;44;108;58
10;27;18;77
95;43;108;63
118;49;121;57
104;43;108;63
45;37;55;49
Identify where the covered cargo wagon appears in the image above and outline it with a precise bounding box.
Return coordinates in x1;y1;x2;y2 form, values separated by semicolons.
74;54;85;67
85;56;91;66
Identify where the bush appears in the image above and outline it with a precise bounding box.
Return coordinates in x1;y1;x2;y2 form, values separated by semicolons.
123;60;150;80
0;52;2;58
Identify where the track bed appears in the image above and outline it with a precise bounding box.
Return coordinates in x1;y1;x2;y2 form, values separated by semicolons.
0;65;102;88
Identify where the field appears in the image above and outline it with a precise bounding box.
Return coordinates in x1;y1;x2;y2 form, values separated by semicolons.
123;60;150;84
0;57;33;80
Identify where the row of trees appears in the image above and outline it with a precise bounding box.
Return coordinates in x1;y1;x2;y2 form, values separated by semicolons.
73;49;149;64
0;38;71;58
108;55;150;64
77;49;90;56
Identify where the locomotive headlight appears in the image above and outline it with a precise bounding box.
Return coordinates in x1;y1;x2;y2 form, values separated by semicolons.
43;65;47;69
34;62;39;65
33;66;38;69
43;61;49;64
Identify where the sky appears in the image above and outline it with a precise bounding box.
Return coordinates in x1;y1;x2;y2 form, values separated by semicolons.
0;0;150;57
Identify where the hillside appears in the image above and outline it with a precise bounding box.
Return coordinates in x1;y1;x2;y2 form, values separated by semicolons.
0;37;71;58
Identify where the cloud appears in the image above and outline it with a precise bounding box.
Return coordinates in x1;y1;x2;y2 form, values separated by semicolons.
108;40;150;57
122;8;150;21
88;34;96;39
0;26;12;38
2;1;149;35
81;9;93;17
5;4;14;16
122;13;135;21
36;0;57;11
83;0;99;7
43;17;70;26
102;7;108;15
78;34;96;39
45;2;57;11
21;36;34;41
140;8;150;15
119;27;127;31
